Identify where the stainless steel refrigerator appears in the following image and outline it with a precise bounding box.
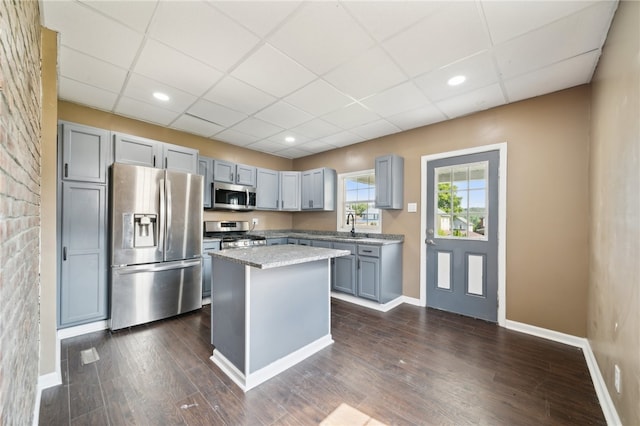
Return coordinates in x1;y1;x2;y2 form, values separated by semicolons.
109;163;203;330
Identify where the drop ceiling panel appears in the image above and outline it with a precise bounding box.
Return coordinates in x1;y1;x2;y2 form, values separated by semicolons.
361;81;430;118
115;97;180;126
267;130;311;146
284;79;353;116
415;51;500;102
436;84;506;119
273;147;313;159
229;117;283;139
59;47;127;93
231;44;316;98
320;131;365;148
324;47;409;100
268;2;375;75
344;1;444;42
77;0;158;32
212;1;301;37
214;129;260;147
133;40;224;97
42;1;143;69
351;119;401;140
296;139;338;154
171;115;224;138
204;77;276;115
187;99;247;127
254;101;313;129
149;1;260;71
383;2;491;77
482;1;598;44
122;74;197;113
504;50;600;103
386;105;448;131
59;77;118;111
494;1;617;79
322;103;380;129
292;119;342;139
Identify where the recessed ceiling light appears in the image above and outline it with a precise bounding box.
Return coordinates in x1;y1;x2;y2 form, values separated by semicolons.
285;136;296;143
447;75;466;86
153;92;170;101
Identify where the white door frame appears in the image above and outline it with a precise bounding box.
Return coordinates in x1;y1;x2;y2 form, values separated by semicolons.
419;142;508;327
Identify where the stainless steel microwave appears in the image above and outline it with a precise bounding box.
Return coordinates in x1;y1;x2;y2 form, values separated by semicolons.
211;181;256;211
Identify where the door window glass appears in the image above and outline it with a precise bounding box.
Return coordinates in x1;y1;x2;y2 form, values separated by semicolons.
435;161;488;240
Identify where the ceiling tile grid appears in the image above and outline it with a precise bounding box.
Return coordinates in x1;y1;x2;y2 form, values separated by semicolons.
42;0;618;159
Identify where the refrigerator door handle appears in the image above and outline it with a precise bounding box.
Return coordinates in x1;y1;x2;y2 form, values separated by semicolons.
114;258;201;274
158;178;165;253
166;178;172;252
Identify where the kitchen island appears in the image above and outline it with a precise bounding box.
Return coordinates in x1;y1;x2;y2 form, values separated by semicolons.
209;244;350;392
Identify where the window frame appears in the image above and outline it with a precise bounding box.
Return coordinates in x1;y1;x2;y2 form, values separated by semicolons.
336;169;382;234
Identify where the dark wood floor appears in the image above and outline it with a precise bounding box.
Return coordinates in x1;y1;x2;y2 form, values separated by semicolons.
39;300;605;425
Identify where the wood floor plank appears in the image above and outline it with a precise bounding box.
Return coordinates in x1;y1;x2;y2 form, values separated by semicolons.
40;299;606;426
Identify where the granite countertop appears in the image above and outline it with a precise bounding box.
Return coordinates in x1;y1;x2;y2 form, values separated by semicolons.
209;245;350;269
257;231;404;246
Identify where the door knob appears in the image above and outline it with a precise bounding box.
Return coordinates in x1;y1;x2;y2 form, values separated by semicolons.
426;239;436;245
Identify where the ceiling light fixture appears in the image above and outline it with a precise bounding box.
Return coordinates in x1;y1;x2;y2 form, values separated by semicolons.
447;75;466;86
285;136;296;143
153;92;170;101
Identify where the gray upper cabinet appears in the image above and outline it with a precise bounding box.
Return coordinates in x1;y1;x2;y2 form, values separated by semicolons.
213;160;257;186
301;167;336;211
279;171;301;211
59;181;108;327
198;156;213;209
60;122;110;183
256;168;279;210
375;154;404;209
163;143;198;173
114;133;198;173
114;133;161;168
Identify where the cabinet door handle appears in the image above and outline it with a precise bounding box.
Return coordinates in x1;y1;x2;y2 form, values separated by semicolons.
153;155;156;167
363;249;372;253
63;246;67;261
358;259;360;269
64;163;68;178
165;157;168;169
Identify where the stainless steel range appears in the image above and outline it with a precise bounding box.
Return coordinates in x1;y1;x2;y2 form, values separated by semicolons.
204;220;266;249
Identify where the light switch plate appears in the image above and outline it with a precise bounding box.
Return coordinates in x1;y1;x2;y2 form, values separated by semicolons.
407;203;417;213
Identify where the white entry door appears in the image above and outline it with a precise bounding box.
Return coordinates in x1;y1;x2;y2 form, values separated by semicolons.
426;150;499;322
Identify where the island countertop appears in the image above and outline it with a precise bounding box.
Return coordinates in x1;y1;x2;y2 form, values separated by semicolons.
209;245;350;270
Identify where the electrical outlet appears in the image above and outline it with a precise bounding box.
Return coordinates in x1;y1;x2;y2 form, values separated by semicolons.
614;364;621;393
252;218;258;225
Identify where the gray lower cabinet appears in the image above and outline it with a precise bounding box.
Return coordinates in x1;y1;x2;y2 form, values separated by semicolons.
266;238;288;246
356;244;402;303
59;181;108;327
202;240;220;299
332;243;357;295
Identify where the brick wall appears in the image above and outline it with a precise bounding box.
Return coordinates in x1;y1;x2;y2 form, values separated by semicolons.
0;1;42;425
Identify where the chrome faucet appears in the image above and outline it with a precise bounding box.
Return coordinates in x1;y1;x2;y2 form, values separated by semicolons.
346;213;356;237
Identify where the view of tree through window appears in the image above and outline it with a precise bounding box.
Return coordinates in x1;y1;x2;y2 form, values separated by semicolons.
435;162;488;239
340;171;380;232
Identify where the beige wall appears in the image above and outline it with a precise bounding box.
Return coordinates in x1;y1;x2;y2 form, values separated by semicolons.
39;28;58;376
294;86;591;337
57;101;295;231
589;1;640;423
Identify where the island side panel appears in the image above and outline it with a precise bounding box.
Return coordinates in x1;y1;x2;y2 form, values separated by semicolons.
212;257;246;372
248;259;330;373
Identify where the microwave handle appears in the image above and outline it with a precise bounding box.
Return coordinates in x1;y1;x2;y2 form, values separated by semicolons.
246;188;249;207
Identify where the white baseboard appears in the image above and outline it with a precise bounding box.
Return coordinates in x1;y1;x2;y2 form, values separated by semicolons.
505;320;621;426
400;295;423;307
57;320;109;340
330;293;404;312
211;334;334;392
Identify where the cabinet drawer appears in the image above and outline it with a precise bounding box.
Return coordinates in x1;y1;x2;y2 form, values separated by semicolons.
357;245;380;257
